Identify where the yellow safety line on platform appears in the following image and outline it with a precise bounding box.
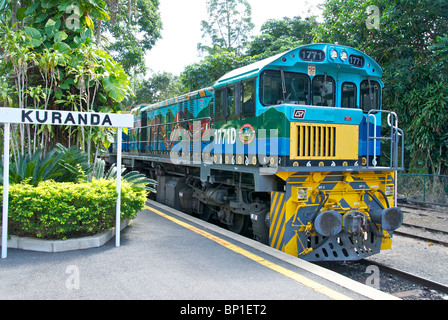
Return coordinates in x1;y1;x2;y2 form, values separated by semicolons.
145;205;352;301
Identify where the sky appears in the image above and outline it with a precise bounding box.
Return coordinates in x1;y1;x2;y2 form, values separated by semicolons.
144;0;325;76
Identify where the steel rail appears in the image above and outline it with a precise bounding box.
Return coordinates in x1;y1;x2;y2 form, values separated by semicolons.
360;259;448;295
394;223;448;247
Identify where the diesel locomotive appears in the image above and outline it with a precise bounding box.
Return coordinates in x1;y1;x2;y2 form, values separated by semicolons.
107;43;405;262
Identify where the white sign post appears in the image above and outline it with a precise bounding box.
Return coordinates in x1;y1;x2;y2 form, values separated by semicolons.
2;123;10;259
1;108;133;258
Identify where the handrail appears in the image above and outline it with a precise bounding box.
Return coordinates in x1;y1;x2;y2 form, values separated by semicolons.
138;116;212;130
366;110;404;170
121;117;213;153
368;113;378;166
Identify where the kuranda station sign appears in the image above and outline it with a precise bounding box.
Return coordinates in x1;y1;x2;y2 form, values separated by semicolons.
0;108;133;127
1;107;134;259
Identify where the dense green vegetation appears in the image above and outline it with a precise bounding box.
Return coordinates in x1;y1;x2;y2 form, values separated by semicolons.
315;0;448;175
0;0;162;159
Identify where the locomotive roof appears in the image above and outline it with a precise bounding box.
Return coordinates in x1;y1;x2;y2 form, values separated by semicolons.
214;43;382;87
130;44;382;115
131;87;214;114
214;51;285;86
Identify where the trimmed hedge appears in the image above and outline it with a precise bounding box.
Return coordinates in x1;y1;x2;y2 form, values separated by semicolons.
0;179;147;240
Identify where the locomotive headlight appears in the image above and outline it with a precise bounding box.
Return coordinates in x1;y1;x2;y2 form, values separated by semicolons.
297;188;308;201
331;49;338;60
340;51;348;61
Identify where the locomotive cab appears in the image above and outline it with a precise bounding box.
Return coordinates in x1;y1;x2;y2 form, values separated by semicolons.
212;43;405;261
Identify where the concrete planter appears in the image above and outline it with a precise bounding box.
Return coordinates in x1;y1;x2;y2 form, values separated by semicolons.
0;219;131;253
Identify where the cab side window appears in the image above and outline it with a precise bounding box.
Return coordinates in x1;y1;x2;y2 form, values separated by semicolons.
226;84;241;121
215;80;256;121
242;79;256;117
215;88;226;122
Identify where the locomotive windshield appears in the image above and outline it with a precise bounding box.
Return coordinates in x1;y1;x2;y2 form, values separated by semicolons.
312;74;335;107
260;70;310;106
260;70;337;107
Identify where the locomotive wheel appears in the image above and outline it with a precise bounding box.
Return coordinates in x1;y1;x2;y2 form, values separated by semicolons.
228;213;250;235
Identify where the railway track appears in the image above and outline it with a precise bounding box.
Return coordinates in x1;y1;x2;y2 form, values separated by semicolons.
399;202;448;219
396;202;448;246
317;259;448;300
318;203;448;299
394;223;448;247
359;259;448;298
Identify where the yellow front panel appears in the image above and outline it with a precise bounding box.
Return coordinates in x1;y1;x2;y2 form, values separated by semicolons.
335;124;359;159
271;171;397;260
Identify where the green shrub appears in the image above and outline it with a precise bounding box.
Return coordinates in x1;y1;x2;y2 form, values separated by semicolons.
0;144;157;194
0;144;91;186
0;179;147;240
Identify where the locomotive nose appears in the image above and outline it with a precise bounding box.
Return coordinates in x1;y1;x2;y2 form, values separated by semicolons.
370;207;404;231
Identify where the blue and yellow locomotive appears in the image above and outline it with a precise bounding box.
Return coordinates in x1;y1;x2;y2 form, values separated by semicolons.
108;43;405;262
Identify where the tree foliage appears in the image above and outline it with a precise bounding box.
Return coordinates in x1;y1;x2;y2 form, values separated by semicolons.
181;16;319;92
314;0;448;65
315;0;448;175
130;71;184;106
198;0;254;54
101;0;162;75
0;0;160;165
247;16;318;59
181;48;244;92
384;35;448;175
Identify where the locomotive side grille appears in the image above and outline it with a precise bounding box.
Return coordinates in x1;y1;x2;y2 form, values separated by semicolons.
290;123;358;160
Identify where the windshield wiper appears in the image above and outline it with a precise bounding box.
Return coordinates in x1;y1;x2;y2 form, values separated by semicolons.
280;68;286;101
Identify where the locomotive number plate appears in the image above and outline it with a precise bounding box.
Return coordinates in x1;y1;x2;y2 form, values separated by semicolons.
299;49;325;62
349;54;365;68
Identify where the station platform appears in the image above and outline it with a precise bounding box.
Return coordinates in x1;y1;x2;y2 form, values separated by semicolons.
1;199;398;304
